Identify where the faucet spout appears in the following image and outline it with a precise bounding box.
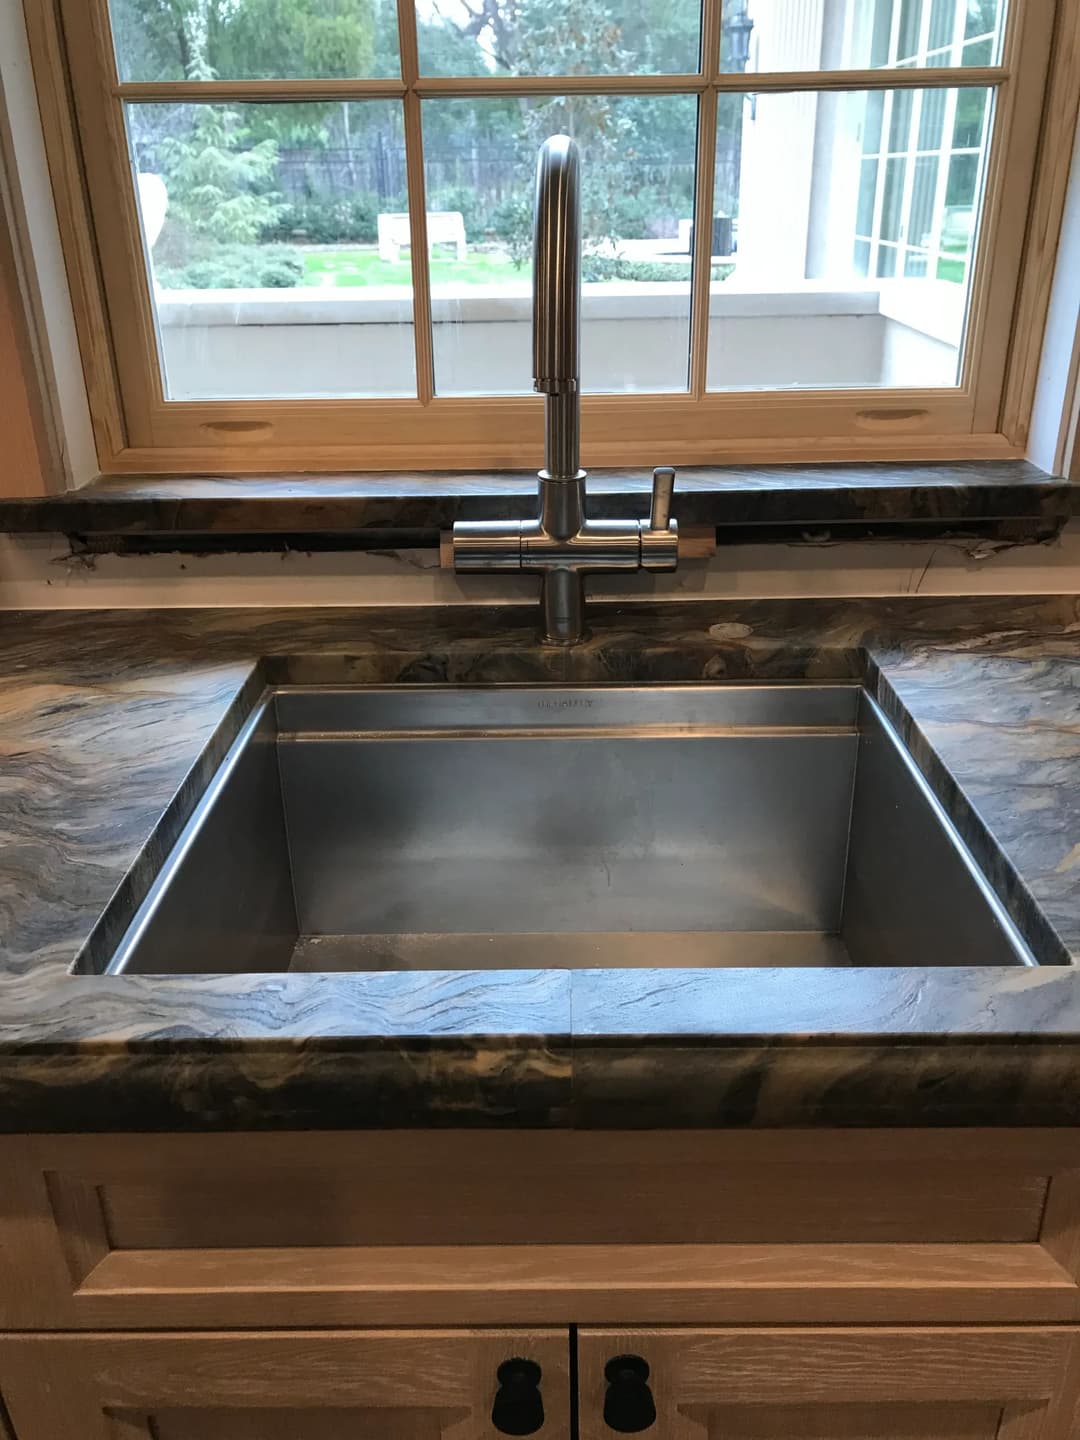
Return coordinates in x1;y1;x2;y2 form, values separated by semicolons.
533;134;582;482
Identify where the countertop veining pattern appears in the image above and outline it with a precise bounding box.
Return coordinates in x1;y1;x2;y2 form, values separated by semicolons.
1;598;1079;1131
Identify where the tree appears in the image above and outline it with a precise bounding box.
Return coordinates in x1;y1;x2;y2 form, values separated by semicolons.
418;0;731;247
426;0;523;74
210;0;376;81
158;105;285;243
424;0;700;75
111;0;377;81
117;0;733;268
117;0;386;214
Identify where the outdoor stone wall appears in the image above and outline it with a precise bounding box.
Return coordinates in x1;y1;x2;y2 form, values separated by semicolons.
154;285;959;399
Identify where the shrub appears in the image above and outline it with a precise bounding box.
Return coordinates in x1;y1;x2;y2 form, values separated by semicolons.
582;255;684;283
581;256;734;284
492;193;533;269
606;188;668;241
427;185;486;238
262;195;382;245
155;244;305;290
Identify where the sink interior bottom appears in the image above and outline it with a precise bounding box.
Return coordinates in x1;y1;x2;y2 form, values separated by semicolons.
289;931;854;971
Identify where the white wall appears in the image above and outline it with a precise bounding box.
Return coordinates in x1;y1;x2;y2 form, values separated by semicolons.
2;523;1078;609
1029;119;1080;477
880;319;959;388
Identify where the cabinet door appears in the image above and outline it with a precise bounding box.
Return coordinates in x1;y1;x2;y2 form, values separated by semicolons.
579;1328;1080;1440
0;1329;570;1440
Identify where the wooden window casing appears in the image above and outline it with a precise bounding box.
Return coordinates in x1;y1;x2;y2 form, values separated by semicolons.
20;0;1080;474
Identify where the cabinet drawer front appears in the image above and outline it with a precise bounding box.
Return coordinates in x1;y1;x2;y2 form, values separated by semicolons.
578;1328;1080;1440
4;1131;1080;1329
0;1329;571;1440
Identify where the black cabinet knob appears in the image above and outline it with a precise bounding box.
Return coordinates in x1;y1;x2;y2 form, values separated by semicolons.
603;1355;657;1433
492;1358;545;1435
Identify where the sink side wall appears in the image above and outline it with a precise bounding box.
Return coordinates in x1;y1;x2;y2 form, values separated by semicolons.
840;700;1032;967
116;708;299;975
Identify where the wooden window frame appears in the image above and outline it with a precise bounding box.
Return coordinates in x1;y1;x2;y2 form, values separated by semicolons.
19;0;1080;475
0;139;55;495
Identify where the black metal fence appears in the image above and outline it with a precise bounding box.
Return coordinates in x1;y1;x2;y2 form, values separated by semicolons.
274;140;739;229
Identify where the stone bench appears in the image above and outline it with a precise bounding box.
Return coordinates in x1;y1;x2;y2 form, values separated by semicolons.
377;211;467;264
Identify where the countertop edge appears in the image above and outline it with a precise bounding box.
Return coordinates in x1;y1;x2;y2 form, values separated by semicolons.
1;462;1074;537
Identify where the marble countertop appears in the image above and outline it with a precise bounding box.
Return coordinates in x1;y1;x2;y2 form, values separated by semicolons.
1;597;1079;1132
0;461;1073;539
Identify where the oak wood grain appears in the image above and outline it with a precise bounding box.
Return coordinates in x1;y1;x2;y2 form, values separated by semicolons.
69;1240;1080;1327
578;1328;1078;1440
0;1331;571;1440
6;1131;1080;1331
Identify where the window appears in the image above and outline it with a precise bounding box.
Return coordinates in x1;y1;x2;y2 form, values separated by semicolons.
24;0;1069;470
850;1;1002;291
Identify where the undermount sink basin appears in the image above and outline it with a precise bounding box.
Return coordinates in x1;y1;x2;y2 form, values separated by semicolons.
97;684;1037;975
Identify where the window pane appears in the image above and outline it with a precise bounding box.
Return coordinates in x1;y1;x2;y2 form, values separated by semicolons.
734;0;1005;71
417;0;702;76
863;91;886;153
953;87;990;147
946;152;979;206
856;159;879;235
918;86;948;148
897;0;923;62
962;35;994;64
127;101;416;399
938;254;967;281
424;95;698;396
888;89;914;152
707;88;990;391
905;248;929;276
110;0;401;81
870;1;893;65
928;0;954;50
909;154;939;247
880;157;905;241
965;0;1001;37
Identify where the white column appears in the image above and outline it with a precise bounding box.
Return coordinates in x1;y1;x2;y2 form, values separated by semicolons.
735;0;826;286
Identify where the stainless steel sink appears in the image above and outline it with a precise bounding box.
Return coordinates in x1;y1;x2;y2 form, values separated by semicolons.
100;685;1038;975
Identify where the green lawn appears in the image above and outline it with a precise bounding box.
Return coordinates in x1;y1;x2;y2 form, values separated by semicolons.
301;247;718;287
303;248;525;287
936;256;966;283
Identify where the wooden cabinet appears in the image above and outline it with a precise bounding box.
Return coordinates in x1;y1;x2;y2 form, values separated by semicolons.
0;1330;571;1440
4;1130;1080;1440
6;1130;1080;1330
578;1328;1080;1440
1;1326;1077;1440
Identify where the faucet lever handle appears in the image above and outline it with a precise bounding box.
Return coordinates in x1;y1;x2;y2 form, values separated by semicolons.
641;466;678;573
650;466;675;533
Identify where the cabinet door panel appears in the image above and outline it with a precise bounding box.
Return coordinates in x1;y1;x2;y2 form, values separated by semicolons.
685;1401;1002;1440
149;1411;448;1440
10;1132;1080;1330
0;1330;570;1440
579;1328;1079;1440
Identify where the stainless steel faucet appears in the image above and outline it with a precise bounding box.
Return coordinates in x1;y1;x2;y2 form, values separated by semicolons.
453;133;679;645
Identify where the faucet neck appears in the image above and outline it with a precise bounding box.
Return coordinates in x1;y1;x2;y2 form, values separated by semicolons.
537;468;585;541
543;391;582;482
